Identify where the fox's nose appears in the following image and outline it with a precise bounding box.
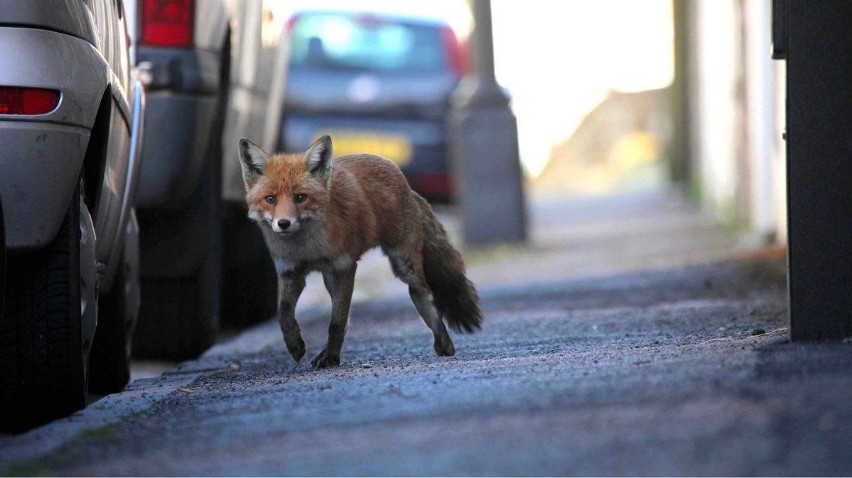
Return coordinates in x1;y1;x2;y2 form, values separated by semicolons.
277;219;291;230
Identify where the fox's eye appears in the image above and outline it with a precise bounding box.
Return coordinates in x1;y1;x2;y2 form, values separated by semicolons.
294;193;307;204
264;195;276;204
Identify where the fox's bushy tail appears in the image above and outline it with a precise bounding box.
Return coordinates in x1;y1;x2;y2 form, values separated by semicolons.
417;197;482;333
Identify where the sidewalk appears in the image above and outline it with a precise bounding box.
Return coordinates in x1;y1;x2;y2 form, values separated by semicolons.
465;186;750;285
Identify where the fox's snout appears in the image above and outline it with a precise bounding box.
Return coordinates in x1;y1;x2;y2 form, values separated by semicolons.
247;206;302;234
272;217;300;234
270;215;300;234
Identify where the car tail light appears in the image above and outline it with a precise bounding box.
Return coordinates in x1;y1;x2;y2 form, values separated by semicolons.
140;0;194;47
285;14;299;33
415;171;453;199
0;87;61;115
441;26;467;78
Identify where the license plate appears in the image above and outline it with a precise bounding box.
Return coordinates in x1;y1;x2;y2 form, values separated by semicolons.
316;130;412;167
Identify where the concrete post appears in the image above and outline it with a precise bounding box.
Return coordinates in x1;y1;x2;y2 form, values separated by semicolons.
449;0;526;247
669;0;693;187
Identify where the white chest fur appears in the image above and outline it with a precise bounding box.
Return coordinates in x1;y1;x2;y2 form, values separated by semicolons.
260;223;353;274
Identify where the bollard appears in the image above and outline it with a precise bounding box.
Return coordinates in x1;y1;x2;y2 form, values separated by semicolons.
449;0;526;247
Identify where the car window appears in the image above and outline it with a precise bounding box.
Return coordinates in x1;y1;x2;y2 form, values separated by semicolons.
288;13;448;74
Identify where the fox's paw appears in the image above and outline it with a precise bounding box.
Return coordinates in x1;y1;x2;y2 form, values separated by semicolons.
310;347;341;369
284;334;306;362
433;335;455;357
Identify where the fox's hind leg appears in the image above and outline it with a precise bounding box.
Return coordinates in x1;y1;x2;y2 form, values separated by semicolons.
411;284;455;357
387;251;455;357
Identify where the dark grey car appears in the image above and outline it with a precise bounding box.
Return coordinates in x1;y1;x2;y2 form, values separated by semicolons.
280;10;467;203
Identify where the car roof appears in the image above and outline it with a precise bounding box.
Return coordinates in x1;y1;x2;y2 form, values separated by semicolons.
289;8;452;29
274;0;472;38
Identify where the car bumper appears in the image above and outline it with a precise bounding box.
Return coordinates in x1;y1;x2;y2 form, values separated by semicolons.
0;122;90;251
281;114;453;202
0;27;110;251
135;91;217;210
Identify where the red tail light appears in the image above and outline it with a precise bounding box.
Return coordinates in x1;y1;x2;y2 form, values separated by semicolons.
140;0;194;47
285;14;301;34
441;26;467;78
415;171;452;198
0;87;61;115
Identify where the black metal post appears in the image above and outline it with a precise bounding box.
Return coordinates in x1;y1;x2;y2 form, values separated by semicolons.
775;1;852;341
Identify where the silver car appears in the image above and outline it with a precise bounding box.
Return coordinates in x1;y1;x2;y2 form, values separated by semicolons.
0;0;145;432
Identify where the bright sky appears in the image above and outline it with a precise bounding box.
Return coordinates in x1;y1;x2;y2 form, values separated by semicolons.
270;0;674;178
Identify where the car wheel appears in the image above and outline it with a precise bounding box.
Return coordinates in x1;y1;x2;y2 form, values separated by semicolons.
89;209;140;394
0;182;97;432
133;167;222;360
1;194;5;321
221;202;277;329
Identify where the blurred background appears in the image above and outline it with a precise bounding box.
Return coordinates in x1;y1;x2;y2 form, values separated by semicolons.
130;0;787;373
0;0;793;433
500;0;783;245
0;0;802;436
274;0;785;238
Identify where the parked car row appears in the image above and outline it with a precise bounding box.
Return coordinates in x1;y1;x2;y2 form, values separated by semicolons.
0;0;288;433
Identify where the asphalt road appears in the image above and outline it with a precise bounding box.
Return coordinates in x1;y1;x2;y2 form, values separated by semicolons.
3;253;851;476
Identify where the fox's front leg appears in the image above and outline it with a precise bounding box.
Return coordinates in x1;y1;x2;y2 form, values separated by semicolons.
278;268;307;362
311;264;357;368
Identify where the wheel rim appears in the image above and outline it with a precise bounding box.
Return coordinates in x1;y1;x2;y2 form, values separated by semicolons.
79;194;98;360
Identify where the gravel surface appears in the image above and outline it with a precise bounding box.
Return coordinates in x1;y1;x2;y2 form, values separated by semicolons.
3;254;851;476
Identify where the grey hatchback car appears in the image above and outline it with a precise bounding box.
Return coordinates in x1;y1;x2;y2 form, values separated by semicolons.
279;10;467;203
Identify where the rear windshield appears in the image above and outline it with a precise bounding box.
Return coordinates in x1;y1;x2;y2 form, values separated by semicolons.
288;13;449;74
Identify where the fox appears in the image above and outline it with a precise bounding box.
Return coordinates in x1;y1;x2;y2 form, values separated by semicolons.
238;135;482;368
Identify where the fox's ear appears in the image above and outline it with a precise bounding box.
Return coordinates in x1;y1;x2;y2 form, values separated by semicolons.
305;135;333;180
239;139;267;188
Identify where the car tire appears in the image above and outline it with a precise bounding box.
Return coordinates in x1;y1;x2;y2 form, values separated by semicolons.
0;183;96;432
133;155;222;360
1;194;5;321
89;210;140;394
221;203;277;329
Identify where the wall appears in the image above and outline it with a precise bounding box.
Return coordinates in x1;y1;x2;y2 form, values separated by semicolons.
681;0;786;243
